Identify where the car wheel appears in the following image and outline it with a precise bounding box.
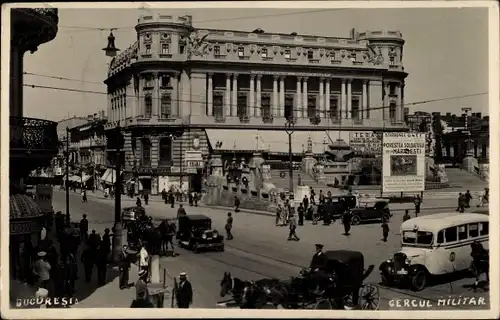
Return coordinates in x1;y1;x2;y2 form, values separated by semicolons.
411;269;427;291
380;273;394;287
381;214;390;223
351;215;361;225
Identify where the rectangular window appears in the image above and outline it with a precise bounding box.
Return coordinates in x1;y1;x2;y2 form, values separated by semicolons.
145;77;153;88
329;97;339;119
444;226;458;243
237;95;247;117
284;50;291;59
261;96;271;118
238;47;244;57
390;57;395;65
307;50;314;60
479;222;488;236
160;94;172;118
390;84;397;95
179;42;185;54
284;96;294;120
351;98;360;119
307;96;316;118
437;230;444;243
213;94;223;117
142;140;151;166
389;103;396;119
144;96;152;118
402;231;433;245
161;75;170;88
214;45;220;55
458;225;468;240
261;48;268;58
469;223;479;238
350;52;357;62
161;44;169;54
145;44;151;55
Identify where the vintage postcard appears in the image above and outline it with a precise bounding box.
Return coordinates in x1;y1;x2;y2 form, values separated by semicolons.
1;1;498;319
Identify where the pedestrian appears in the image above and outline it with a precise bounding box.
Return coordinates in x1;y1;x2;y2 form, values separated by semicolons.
342;210;351;236
136;197;142;207
414;195;421;217
381;221;390;242
297;203;305;226
143;190;149;206
193;192;199;207
176;272;193;308
234;196;240;213
139;242;149;277
64;253;78;295
162;188;168;204
33;251;51;291
297;173;302;186
170;191;175;208
276;204;283;226
79;214;89;244
225;212;233;240
303;194;309;213
287;213;300;241
118;245;131;289
457;193;465;213
319;190;325;204
80;246;95;283
102;228;112;260
465;190;472;208
477;188;489;207
188;192;193;206
311;202;318;225
177;204;186;219
95;246;108;286
310;188;316;203
131;270;153;308
87;230;101;251
403;210;411;222
81;189;87;203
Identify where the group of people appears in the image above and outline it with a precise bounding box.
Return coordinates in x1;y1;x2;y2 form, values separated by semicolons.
162;188;200;208
457;188;489;213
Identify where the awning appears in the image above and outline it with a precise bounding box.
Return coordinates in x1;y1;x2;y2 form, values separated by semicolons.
70;175;80;182
101;168;123;184
258;130;335;155
206;129;264;152
81;174;92;183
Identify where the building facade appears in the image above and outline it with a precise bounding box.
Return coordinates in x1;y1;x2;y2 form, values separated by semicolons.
104;13;408;195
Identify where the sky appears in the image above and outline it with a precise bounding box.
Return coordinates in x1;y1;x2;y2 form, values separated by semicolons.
21;5;490;121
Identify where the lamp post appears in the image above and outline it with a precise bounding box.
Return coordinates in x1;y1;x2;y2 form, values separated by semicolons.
112;123;123;262
285;118;295;197
65;127;70;224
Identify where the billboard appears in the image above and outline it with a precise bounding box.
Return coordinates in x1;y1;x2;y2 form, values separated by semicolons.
382;132;426;193
35;185;53;213
349;132;381;155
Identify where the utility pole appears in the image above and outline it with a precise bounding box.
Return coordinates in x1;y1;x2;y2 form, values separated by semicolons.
65;127;70;224
112;123;123;262
285;119;295;198
179;123;184;192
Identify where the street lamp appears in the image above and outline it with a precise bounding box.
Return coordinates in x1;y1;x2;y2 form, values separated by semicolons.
112;123;123;262
65;127;70;224
285;118;295;197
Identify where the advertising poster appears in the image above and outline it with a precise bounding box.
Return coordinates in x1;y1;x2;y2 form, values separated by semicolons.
349;132;381;155
382;132;426;193
35;185;53;213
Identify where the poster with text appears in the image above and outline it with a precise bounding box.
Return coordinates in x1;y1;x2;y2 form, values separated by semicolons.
382;132;426;193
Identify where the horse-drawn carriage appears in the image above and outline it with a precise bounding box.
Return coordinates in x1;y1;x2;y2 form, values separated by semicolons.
218;250;380;310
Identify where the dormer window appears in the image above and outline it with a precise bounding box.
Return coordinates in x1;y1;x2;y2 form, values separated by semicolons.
284;50;291;59
389;56;395;65
145;44;151;55
214;45;221;55
261;48;268;58
161;44;170;54
238;47;245;57
307;50;314;60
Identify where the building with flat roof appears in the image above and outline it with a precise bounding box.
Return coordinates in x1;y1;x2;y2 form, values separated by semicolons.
104;12;408;195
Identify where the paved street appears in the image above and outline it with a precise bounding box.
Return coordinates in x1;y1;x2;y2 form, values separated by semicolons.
53;189;489;310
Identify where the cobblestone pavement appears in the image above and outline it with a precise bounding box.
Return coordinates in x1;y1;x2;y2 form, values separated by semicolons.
52;189;489;310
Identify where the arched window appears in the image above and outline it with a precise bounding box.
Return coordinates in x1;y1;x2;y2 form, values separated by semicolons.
160;94;172;119
159;137;173;165
141;138;151;166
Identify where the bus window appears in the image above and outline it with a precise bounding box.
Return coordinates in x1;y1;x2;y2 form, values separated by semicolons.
437;230;444;244
458;225;468;240
479;222;489;236
469;223;479;238
444;226;457;243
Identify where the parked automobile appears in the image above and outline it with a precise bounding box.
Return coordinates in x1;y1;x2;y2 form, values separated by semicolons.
349;200;391;225
313;195;357;220
176;214;224;253
379;212;489;291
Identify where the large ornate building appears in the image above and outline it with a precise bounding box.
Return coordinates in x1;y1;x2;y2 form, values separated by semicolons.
104;13;408;195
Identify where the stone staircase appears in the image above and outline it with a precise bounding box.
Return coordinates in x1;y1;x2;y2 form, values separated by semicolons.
269;169;338;194
444;167;488;189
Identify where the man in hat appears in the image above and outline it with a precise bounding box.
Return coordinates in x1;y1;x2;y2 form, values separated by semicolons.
79;214;89;244
139;241;149;278
225;212;233;240
34;251;51;290
287;213;300;241
118;245;131;289
131;269;154;308
309;244;329;295
176;272;193;308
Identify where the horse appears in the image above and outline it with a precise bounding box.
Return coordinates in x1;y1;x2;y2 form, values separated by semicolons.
220;272;280;306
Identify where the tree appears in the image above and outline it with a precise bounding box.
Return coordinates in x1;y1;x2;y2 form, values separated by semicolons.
431;114;444;162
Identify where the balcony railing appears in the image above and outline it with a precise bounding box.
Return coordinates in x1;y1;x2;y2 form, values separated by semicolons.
10;117;59;177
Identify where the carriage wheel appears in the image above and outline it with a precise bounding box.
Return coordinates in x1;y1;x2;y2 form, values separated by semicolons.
313;299;333;310
359;283;380;310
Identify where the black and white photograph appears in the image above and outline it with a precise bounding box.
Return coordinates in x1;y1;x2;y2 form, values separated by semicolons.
2;1;498;319
390;155;417;176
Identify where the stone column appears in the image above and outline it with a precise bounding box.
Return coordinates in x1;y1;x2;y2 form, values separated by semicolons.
362;80;368;119
325;78;331;119
346;79;352;119
383;81;390;121
232;74;238;116
171;73;179;116
296;77;302;118
396;83;402;122
256;75;262;117
279;76;285;117
225;74;231;117
249;75;255;117
207;73;213;116
319;78;324;118
341;79;347;119
302;77;308;118
272;75;279;117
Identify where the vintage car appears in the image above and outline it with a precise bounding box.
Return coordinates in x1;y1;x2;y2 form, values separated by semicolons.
122;206;146;222
312;195;357;220
379;212;489;291
176;214;224;253
348;200;391;225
